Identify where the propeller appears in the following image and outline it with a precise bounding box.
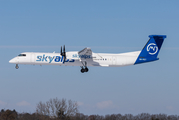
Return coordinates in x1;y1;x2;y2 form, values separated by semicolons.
60;45;66;63
61;46;63;55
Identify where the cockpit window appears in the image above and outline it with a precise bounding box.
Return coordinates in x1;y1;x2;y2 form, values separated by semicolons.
18;54;26;57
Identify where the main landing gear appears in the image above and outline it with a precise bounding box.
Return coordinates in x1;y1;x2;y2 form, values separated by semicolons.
15;64;19;69
80;61;89;73
81;67;88;73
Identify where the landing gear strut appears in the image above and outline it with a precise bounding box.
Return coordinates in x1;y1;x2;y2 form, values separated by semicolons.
15;64;19;69
80;61;89;73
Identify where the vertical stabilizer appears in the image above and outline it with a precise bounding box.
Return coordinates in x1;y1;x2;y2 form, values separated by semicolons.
135;35;166;64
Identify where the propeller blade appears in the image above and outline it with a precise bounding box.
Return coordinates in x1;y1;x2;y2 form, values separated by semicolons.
61;46;62;55
61;45;66;63
63;56;66;63
63;45;65;53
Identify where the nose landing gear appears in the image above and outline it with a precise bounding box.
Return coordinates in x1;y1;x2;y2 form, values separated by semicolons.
15;64;19;69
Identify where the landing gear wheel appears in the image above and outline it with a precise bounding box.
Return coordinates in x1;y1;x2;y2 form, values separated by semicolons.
80;67;89;73
81;69;85;73
85;67;88;72
15;64;19;69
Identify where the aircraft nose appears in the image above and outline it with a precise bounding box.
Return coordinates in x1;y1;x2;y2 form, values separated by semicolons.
9;58;17;63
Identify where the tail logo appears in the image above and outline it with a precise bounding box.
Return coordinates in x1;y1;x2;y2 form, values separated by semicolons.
147;43;158;55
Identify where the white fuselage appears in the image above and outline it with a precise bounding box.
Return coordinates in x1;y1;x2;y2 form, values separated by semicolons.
9;51;141;67
9;35;166;72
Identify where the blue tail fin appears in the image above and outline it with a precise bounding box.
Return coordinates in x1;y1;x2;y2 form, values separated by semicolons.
135;35;166;64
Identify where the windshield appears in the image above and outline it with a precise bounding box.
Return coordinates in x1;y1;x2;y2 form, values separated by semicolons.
18;54;26;57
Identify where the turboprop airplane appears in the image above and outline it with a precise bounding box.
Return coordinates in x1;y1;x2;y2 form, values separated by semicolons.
9;35;166;73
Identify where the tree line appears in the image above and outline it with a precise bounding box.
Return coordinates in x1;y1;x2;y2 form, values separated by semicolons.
0;98;178;120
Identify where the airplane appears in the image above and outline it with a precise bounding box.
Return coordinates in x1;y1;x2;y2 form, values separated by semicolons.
9;35;166;73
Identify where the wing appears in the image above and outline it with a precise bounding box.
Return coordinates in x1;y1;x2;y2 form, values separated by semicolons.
78;47;92;55
78;47;92;60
